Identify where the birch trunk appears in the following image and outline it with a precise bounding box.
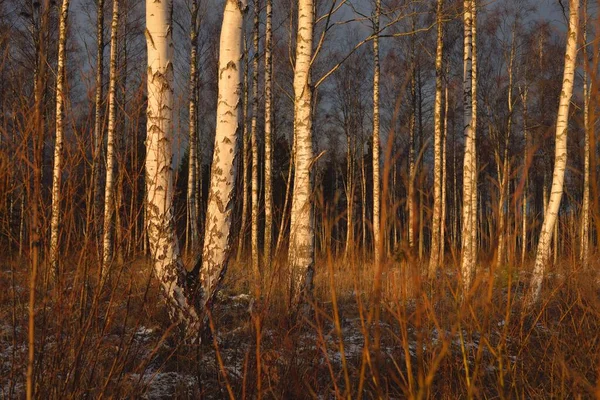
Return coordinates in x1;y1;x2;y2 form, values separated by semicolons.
264;0;273;264
428;0;444;278
49;0;70;275
345;132;354;257
408;14;416;250
521;85;528;265
440;82;448;267
581;0;590;263
145;0;199;328
237;44;249;262
288;0;314;309
470;0;478;267
102;0;120;275
186;0;199;252
461;0;476;292
528;0;578;304
200;0;245;310
87;0;104;242
372;0;381;266
251;0;260;280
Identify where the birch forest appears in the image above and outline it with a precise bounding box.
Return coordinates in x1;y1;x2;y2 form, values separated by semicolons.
1;0;600;397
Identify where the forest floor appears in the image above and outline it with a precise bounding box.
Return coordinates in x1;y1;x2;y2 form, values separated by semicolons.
1;252;600;399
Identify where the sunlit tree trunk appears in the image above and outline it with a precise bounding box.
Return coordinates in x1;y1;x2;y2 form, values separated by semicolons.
145;0;199;327
251;0;260;279
440;81;448;267
372;0;381;267
87;0;104;243
288;0;314;309
581;0;590;264
528;0;578;304
408;13;416;251
470;0;478;267
264;0;273;265
461;0;476;292
520;85;528;266
237;41;249;262
186;0;200;253
200;0;246;310
428;0;444;278
102;0;120;275
345;132;354;257
49;0;70;275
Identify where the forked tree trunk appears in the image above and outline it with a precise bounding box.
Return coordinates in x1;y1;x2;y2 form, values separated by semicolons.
528;0;579;304
428;0;444;278
186;0;200;253
263;0;273;265
145;0;199;328
461;0;476;292
200;0;246;310
102;0;120;275
288;0;314;309
49;0;70;275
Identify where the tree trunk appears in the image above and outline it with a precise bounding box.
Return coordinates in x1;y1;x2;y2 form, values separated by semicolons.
288;0;314;309
237;40;250;262
145;0;199;328
428;0;444;278
372;0;381;267
102;0;120;276
461;0;476;292
186;0;200;253
200;0;246;311
581;0;590;264
440;81;448;268
264;0;273;265
521;85;528;266
49;0;70;275
251;0;260;281
528;0;578;304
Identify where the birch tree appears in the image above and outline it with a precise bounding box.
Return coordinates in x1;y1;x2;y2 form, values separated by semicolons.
288;0;314;309
102;0;120;274
428;0;444;278
49;0;70;275
200;0;245;309
372;0;381;267
250;0;260;280
145;0;199;327
263;0;273;265
580;0;590;263
461;0;476;291
528;0;578;304
186;0;200;252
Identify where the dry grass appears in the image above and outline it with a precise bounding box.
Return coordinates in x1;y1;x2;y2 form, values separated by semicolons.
2;248;600;399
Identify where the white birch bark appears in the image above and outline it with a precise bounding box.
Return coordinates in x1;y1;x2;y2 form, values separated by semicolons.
528;0;579;304
146;0;199;328
373;0;380;265
102;0;120;274
470;0;478;266
200;0;246;309
264;0;273;264
460;0;476;292
251;0;260;280
49;0;70;274
288;0;314;309
428;0;444;278
186;0;200;252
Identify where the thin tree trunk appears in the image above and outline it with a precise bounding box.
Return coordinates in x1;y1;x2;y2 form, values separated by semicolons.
145;0;199;328
440;81;448;268
264;0;273;265
345;131;354;257
521;85;528;266
428;0;444;278
102;0;120;275
470;0;478;269
237;40;250;262
581;0;590;263
251;0;260;280
408;13;416;250
200;0;246;312
288;0;314;309
49;0;70;275
186;0;200;253
528;0;579;304
372;0;381;266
